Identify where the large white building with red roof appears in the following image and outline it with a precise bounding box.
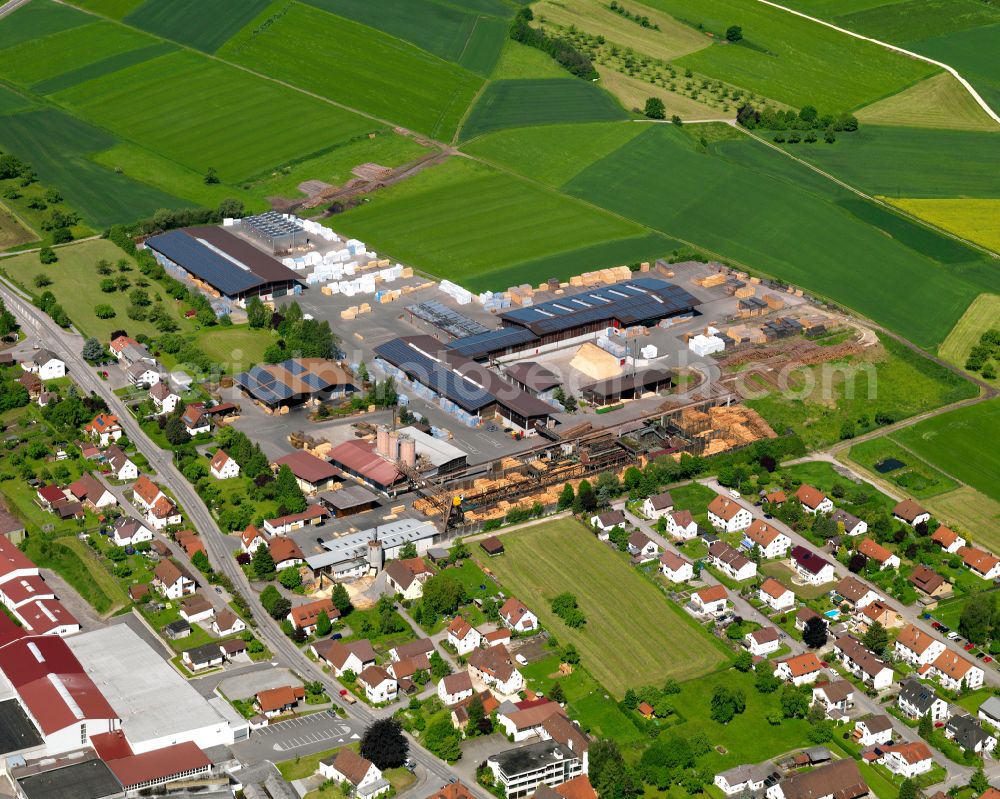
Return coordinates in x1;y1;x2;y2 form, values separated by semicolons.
0;536;79;637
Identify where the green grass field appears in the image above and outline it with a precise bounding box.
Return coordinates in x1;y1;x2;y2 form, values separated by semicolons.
561;124;995;349
331;156;644;288
834;0;1000;42
856;73;999;132
939;293;1000;380
123;0;272;52
22;535;127;615
925;487;1000;552
220;3;481;141
490;40;570;80
484;518;729;696
0;0;87;49
0;108;185;228
52;50;374;183
464;121;647;186
459;79;628;141
848;438;960;499
32;41;176;95
0;238;194;341
745;336;977;449
302;0;510;75
639;0;936;111
892;400;1000;503
908;23;1000;117
72;0;144;17
771;126;1000;198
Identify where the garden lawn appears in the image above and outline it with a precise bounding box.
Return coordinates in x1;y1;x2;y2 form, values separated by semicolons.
220;3;481;141
330;157;644;290
0;238;192;341
891;399;1000;503
443;559;499;601
301;0;510;75
485;517;729;697
459;79;628;141
668;667;816;769
123;0;272;53
563;124;997;349
520;652;647;744
848;438;959;499
939;293;1000;382
52;50;374;183
640;0;936;111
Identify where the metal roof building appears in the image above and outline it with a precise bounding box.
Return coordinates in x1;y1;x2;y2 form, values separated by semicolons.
234;358;355;409
305;519;438;578
144;227;304;304
446;279;698;360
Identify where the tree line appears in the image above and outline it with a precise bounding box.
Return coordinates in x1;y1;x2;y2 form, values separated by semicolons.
509;7;598;80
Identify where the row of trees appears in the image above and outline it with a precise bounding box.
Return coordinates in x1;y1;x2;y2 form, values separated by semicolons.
509;7;598;80
965;328;1000;380
738;103;859;133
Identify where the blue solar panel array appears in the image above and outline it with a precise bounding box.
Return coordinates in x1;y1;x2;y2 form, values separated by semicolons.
145;230;263;296
444;327;537;360
235;365;294;405
374;339;494;412
499;278;697;335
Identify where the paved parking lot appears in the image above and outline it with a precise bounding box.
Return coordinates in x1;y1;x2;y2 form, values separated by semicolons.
220;667;299;701
232;710;365;762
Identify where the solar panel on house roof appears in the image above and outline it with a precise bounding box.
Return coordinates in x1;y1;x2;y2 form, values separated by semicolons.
302;373;325;389
286;360;306;375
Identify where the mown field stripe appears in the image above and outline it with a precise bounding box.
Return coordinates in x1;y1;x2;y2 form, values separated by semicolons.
32;40;175;94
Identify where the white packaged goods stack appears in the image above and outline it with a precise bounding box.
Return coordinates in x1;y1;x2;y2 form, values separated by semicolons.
305;252;321;266
688;334;725;356
641;344;658;359
223;218;235;227
326;282;341;294
346;239;366;256
282;258;295;268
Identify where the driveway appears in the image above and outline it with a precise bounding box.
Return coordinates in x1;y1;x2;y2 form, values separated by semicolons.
220;667;301;702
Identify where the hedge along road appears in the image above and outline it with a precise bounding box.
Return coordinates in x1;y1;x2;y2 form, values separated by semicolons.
754;0;1000;125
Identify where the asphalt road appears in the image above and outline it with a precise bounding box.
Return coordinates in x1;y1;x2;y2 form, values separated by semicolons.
0;277;480;794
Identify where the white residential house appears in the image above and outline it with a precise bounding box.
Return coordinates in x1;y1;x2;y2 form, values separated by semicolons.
774;653;823;686
111;517;153;547
853;716;893;746
945;714;998;755
796;484;833;515
833;636;894;692
932;526;965;554
319;749;389;799
437;672;474;706
925;650;984;691
212;609;247;637
311;639;377;678
500;598;538;632
715;765;766;796
357;666;397;704
181;404;211;437
832;509;867;537
893;500;930;528
894;624;946;667
239;525;268;554
897;679;950;722
153;560;195;600
812;680;855;719
179;594;214;624
745;627;781;657
104;445;137;481
858;539;900;571
642;491;674;520
879;743;934;778
126;360;160;387
590;510;626;537
708;541;757;581
84;414;123;447
743;519;791;559
627;531;660;562
758;578;796;612
791;546;836;585
146;496;182;531
707;495;753;533
666;509;699;540
691;585;727;616
21;348;65;380
209;450;240;480
149;382;180;415
446;616;482;656
659;551;693;583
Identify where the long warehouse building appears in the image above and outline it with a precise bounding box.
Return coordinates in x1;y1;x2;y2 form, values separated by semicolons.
447;278;699;361
373;335;555;434
144;226;305;307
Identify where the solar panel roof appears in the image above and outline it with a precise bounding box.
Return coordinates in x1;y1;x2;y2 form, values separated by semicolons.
444;327;538;359
374;338;494;412
146;230;261;296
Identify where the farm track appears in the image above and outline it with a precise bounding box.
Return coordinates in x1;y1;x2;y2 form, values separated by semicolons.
755;0;1000;125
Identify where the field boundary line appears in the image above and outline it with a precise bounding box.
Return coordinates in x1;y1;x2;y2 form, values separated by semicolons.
731;121;1000;260
753;0;1000;126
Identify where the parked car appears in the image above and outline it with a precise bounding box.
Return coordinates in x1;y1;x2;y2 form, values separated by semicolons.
339;689;356;704
515;654;528;666
331;632;342;640
965;643;975;651
984;656;993;663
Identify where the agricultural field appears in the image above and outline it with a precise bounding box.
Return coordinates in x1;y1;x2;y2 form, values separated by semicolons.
0;108;184;229
848;438;959;499
0;205;36;251
330;157;645;290
463;121;647;187
833;0;1000;42
743;336;977;450
72;0;144;17
484;517;729;696
534;0;710;62
220;3;481;141
562;124;996;349
769;126;1000;199
892;400;1000;503
0;0;87;49
925;488;1000;552
595;67;733;120
885;199;1000;254
908;23;1000;116
123;0;272;53
490;39;570;80
459;79;628;141
302;0;511;75
939;294;1000;381
52;50;374;183
639;0;937;111
856;73;1000;132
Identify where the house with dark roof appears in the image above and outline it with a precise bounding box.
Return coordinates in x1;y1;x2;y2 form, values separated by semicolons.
831;509;867;537
945;714;997;754
765;757;867;799
438;671;474;706
897;678;949;721
234;358;355;410
893;500;930;527
908;565;950;598
708;540;757;581
311;639;376;677
480;536;504;556
468;646;524;695
504;361;561;401
149;381;180;415
641;491;674;520
384;557;433;600
812;680;854;719
21;348;64;381
105;444;138;480
319;748;389;798
791;546;836;585
182;643;224;672
589;509;626;536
